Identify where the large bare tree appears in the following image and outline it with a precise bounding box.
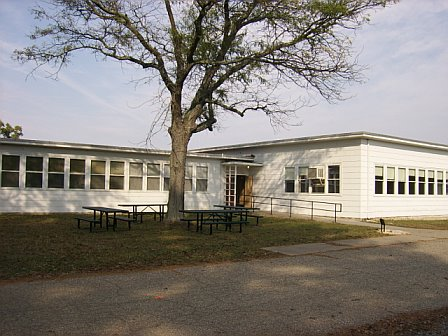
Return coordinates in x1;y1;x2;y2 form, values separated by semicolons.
14;0;396;220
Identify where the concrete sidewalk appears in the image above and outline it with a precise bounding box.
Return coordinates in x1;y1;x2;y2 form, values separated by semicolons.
1;225;447;336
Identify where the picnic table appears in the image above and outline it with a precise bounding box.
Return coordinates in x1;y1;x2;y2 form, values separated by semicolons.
214;204;263;225
118;203;167;223
79;206;131;231
179;209;249;235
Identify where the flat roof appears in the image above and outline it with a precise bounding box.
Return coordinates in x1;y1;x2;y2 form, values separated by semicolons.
193;131;448;153
0;138;254;162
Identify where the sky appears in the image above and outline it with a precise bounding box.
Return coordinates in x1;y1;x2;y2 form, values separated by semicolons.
0;0;447;150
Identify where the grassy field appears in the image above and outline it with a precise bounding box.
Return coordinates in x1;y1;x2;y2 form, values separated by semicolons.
0;213;387;281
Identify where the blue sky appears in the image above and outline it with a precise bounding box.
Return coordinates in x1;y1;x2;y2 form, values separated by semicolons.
1;0;447;149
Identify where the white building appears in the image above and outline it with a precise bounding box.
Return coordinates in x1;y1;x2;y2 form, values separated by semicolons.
1;132;447;219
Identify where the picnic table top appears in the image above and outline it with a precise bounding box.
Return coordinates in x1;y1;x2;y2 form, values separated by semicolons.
83;206;128;213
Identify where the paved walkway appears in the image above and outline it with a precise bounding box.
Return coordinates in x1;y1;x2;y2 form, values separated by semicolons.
1;222;447;336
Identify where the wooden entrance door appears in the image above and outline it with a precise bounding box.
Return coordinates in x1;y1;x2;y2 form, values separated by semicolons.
236;175;253;207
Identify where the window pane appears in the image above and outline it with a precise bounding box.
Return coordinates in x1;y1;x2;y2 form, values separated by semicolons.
26;172;42;188
49;158;64;172
110;176;124;190
2;155;20;170
70;175;85;189
185;179;193;191
147;177;160;190
147;163;160;176
70;159;85;173
48;174;64;188
285;180;295;193
329;180;340;193
26;157;43;171
285;167;295;180
197;166;207;179
197;179;208;192
91;175;105;189
110;161;124;175
1;172;19;187
328;165;339;179
130;162;142;176
91;160;105;174
398;168;406;182
129;177;142;190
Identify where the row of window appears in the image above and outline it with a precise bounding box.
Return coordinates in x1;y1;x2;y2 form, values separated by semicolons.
0;155;208;192
284;165;340;194
375;166;448;196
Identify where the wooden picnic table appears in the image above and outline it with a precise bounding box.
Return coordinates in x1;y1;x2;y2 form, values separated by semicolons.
179;209;249;235
117;203;167;222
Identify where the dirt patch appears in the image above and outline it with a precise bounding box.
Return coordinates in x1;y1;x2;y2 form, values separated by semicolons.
327;307;448;335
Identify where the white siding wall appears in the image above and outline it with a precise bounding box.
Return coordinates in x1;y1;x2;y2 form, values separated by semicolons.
0;143;223;213
209;138;448;219
364;140;448;218
217;139;365;218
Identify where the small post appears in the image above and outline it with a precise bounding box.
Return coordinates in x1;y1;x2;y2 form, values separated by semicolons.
380;218;386;233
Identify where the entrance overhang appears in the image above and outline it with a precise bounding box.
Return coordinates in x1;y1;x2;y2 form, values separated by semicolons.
222;161;263;167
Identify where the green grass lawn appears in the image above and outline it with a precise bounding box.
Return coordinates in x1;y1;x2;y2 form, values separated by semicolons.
385;219;448;230
0;213;383;281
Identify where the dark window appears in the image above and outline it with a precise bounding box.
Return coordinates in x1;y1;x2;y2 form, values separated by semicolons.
284;167;295;193
375;166;383;194
437;171;443;195
328;165;340;194
398;168;405;195
387;167;395;195
69;159;85;189
428;170;435;195
26;156;43;188
418;170;425;195
298;167;308;193
1;155;20;187
147;163;161;190
48;158;65;188
109;161;124;190
90;160;105;189
129;162;143;190
408;169;416;195
196;166;208;192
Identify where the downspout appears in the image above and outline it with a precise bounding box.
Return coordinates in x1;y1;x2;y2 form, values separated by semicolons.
366;139;370;219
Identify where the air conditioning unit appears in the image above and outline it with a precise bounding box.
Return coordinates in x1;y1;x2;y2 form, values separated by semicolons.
308;167;324;179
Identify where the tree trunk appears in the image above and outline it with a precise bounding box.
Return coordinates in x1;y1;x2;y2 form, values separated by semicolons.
165;94;193;222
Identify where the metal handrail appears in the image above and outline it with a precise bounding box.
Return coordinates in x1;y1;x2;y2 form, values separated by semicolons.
242;195;342;223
